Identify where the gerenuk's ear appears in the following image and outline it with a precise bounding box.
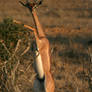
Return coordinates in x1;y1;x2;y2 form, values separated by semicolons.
19;1;27;7
19;0;31;7
19;0;43;9
19;1;35;12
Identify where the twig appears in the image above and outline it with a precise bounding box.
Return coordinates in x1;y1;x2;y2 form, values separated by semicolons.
12;39;22;58
88;48;92;63
14;85;21;92
11;59;20;86
7;39;21;62
26;62;33;72
21;41;31;56
0;39;21;62
0;40;11;56
0;39;21;82
76;87;79;92
10;40;21;85
1;80;9;92
29;73;37;83
14;39;21;53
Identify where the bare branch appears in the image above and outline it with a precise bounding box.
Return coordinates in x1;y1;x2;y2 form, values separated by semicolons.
26;62;33;72
11;59;20;85
21;41;31;56
14;85;21;92
10;40;21;85
76;87;79;92
29;73;37;83
0;40;11;56
7;39;21;62
88;48;92;63
15;39;21;53
12;39;21;58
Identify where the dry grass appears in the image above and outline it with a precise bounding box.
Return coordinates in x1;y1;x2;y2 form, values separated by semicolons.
0;19;92;92
49;28;92;92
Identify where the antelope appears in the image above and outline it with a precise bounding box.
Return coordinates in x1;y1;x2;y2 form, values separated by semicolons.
19;0;55;92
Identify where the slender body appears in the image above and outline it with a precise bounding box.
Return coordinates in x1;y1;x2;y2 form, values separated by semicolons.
31;9;51;73
20;1;55;92
31;9;55;92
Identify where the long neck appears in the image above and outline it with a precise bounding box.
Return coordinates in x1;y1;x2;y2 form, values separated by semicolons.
31;9;45;38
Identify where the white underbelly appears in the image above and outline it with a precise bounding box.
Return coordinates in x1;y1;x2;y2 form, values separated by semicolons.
35;51;44;79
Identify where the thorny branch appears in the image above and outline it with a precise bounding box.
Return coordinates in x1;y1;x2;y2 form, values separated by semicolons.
0;27;33;92
0;39;22;67
0;40;11;56
21;41;31;56
0;39;23;92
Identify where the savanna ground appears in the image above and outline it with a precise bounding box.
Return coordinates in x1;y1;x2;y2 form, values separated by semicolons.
0;19;92;92
0;0;92;92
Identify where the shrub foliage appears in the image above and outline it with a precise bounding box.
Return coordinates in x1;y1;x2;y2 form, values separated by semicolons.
0;18;34;92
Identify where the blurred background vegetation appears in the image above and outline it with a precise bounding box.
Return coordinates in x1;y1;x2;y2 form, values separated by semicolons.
0;0;91;29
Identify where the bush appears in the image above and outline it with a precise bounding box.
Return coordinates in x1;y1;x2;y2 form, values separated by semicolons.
0;18;34;92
